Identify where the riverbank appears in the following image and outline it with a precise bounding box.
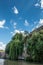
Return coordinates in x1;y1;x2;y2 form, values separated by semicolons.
1;58;43;64
0;59;43;65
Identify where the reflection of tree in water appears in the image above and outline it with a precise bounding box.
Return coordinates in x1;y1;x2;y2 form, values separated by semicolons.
4;60;8;65
4;60;23;65
4;59;43;65
0;52;1;58
4;60;19;65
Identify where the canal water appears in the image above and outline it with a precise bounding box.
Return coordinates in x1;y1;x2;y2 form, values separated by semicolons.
0;59;43;65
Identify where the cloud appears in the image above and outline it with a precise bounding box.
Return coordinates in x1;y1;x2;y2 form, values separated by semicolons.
36;19;43;28
34;3;40;7
10;20;17;29
39;19;43;25
32;28;35;31
11;32;13;34
15;30;24;34
11;30;24;36
12;6;19;14
0;20;9;29
41;0;43;9
32;19;43;31
14;22;17;28
0;20;5;28
14;30;20;33
24;20;29;26
0;42;6;50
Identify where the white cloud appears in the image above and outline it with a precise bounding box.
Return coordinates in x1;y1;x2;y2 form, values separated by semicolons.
11;30;24;36
39;19;43;25
10;20;17;29
14;30;20;33
36;25;39;28
14;22;17;28
35;19;43;29
24;20;29;26
32;28;35;31
0;42;6;50
32;19;43;31
12;6;19;14
34;3;40;7
0;20;5;28
0;20;9;29
14;22;17;26
41;0;43;9
15;30;24;34
11;32;13;34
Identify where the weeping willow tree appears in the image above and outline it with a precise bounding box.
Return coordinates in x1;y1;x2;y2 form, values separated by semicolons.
27;30;43;62
5;33;24;60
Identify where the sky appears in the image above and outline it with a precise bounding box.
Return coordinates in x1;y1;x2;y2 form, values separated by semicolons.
0;0;43;50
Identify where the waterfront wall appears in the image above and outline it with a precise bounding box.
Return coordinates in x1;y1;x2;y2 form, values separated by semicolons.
0;51;5;58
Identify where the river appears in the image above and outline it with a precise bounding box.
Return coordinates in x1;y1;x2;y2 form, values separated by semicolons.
0;59;43;65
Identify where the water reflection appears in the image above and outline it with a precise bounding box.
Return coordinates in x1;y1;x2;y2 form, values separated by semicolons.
0;59;4;65
0;59;43;65
4;60;43;65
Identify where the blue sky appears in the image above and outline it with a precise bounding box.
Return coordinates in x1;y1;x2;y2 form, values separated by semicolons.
0;0;43;50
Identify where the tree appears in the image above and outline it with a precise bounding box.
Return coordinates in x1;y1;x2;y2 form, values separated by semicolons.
6;33;24;60
5;29;43;62
9;40;19;60
9;39;24;60
27;31;43;62
5;42;11;55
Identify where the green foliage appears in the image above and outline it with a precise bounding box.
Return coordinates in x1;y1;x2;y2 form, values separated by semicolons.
5;42;11;54
6;33;24;60
9;40;19;60
12;33;23;41
5;29;43;62
27;30;43;62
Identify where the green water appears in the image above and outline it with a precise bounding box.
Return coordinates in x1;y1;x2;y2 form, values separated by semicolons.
0;59;43;65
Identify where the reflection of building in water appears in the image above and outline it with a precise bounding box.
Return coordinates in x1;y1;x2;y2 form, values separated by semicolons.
0;59;4;65
0;52;1;58
0;50;5;58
